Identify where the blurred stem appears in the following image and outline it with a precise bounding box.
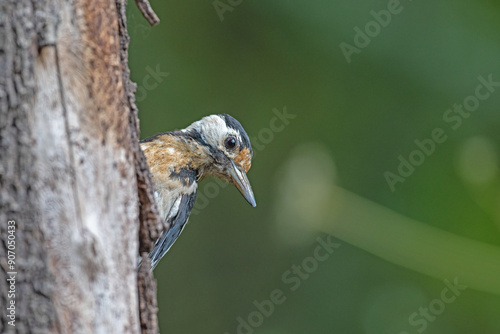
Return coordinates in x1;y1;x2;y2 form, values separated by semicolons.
318;186;500;296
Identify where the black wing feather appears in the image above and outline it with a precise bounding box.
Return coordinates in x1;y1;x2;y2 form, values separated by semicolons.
149;192;197;270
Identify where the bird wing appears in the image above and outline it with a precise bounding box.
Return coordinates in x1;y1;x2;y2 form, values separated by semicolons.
148;191;197;270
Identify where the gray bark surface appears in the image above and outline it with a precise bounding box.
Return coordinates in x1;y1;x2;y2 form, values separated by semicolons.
0;1;162;333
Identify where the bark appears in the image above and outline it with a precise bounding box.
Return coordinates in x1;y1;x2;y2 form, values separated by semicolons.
0;0;162;333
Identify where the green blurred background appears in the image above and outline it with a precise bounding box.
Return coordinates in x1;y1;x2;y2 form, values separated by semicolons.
127;0;500;333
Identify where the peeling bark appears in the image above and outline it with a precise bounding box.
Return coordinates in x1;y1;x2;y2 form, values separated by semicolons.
0;0;161;333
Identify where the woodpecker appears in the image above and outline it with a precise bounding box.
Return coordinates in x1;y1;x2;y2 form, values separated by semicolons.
140;114;256;270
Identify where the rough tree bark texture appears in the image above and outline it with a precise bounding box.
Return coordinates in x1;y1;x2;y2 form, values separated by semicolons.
0;0;162;333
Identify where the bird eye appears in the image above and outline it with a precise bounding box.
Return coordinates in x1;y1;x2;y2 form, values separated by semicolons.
224;137;238;150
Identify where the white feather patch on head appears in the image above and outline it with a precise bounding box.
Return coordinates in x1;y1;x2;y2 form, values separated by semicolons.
185;115;241;149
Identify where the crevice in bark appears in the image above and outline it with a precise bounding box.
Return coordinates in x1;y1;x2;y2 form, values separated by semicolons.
54;45;84;231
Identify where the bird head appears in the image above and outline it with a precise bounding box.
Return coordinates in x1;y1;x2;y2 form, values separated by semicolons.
184;114;256;207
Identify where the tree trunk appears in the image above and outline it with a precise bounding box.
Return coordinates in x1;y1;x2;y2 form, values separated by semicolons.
0;0;162;333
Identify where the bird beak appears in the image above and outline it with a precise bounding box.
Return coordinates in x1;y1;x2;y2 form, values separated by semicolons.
228;160;256;207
